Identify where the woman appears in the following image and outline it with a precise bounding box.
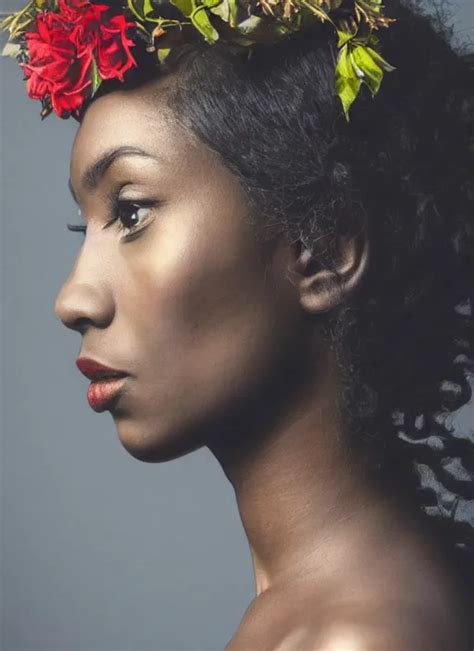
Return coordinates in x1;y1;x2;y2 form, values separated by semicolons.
3;0;473;647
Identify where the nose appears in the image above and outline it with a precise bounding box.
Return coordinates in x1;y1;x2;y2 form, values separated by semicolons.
54;277;115;333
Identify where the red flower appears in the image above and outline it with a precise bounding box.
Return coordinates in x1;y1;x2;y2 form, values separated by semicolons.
20;0;137;118
96;15;137;81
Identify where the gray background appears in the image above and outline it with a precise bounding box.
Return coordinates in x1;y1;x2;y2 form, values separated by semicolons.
1;1;473;650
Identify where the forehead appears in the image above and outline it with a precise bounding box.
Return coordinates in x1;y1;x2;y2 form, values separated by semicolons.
70;83;205;185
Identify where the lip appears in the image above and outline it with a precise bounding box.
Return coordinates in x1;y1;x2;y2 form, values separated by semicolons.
87;376;128;413
76;357;129;381
76;357;130;413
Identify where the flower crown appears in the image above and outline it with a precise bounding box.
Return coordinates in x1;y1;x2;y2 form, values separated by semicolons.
1;0;396;121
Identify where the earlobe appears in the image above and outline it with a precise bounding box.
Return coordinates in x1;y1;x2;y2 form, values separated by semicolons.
292;229;370;315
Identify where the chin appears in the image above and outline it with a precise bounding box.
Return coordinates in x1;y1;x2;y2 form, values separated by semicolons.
113;415;206;464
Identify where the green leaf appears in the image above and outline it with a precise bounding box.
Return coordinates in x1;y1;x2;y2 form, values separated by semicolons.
157;47;171;62
336;29;354;48
169;0;194;17
236;14;264;35
227;0;238;27
90;58;102;97
189;5;219;42
127;0;146;21
143;0;155;16
1;41;21;57
208;0;229;22
366;0;383;14
335;43;361;121
365;46;396;72
350;44;383;96
202;0;223;8
127;0;163;23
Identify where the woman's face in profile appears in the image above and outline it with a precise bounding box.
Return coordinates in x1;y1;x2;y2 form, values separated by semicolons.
55;80;308;463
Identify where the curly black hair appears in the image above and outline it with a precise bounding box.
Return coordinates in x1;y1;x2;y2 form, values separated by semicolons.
87;0;474;626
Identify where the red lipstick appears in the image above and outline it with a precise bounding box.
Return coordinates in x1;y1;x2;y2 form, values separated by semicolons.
76;357;129;412
86;377;127;412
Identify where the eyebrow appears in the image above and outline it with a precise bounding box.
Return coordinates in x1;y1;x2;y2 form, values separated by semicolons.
68;146;161;203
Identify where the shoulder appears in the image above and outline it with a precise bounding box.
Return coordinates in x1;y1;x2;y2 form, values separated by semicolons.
226;595;467;651
270;601;453;651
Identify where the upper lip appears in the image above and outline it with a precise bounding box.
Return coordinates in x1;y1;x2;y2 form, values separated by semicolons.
76;357;129;381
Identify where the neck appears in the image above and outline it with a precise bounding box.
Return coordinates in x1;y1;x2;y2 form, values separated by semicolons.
207;360;399;597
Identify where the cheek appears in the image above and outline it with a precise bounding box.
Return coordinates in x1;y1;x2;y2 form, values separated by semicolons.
116;212;298;418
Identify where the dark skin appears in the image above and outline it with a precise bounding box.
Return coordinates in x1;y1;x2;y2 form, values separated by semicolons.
55;77;470;650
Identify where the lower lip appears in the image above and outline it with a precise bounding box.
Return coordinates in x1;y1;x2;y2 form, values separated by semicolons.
87;377;128;412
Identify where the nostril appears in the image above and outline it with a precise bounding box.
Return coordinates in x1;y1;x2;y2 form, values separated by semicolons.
71;316;93;333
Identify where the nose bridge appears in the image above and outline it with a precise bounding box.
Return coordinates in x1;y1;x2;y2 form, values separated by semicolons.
54;239;115;332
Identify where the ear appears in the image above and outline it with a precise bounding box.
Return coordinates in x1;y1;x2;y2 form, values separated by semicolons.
289;228;370;314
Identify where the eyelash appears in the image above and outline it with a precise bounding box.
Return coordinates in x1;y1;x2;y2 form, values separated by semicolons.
67;198;155;238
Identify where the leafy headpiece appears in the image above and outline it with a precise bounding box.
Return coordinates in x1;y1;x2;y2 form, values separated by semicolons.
1;0;396;120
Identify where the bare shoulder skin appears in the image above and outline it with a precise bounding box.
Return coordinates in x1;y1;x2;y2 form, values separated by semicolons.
226;595;468;650
224;499;470;650
226;563;469;650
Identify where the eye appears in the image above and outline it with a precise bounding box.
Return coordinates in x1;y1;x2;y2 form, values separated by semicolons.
67;201;155;238
105;200;153;236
